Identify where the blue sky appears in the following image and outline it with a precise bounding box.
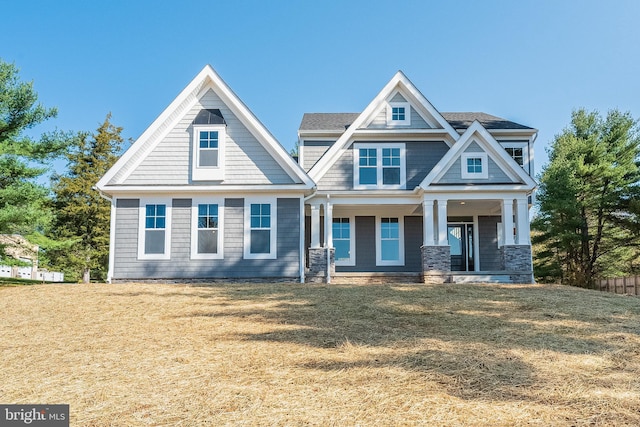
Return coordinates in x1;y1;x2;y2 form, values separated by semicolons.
4;0;640;178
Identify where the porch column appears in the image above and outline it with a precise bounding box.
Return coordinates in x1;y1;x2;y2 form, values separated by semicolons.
515;197;530;245
502;198;515;246
310;203;321;248
437;199;448;245
324;201;333;248
423;199;435;246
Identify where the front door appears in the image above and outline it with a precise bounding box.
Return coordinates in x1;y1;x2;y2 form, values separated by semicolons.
448;224;475;272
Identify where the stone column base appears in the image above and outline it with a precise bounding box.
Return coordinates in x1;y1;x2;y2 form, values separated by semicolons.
306;247;335;283
421;245;451;284
501;245;534;284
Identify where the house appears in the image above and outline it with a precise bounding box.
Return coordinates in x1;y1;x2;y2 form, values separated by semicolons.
0;234;38;280
96;66;537;284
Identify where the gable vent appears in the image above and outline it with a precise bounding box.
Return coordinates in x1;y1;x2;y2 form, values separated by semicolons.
193;109;226;125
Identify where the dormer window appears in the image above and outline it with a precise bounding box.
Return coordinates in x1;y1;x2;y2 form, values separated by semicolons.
354;143;406;189
387;102;411;126
192;109;226;181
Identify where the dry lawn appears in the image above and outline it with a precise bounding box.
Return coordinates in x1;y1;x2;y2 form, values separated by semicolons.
1;282;639;426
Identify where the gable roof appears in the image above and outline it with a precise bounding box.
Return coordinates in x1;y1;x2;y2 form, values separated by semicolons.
97;65;314;192
420;121;537;190
299;112;532;132
307;71;461;182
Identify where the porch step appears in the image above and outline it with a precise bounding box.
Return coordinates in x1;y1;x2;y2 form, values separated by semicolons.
451;274;512;284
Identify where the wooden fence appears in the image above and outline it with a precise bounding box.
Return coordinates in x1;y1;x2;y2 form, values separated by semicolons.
598;276;640;296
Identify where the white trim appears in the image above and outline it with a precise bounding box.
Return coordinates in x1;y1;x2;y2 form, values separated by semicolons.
299;196;305;283
332;216;356;266
387;102;411;126
108;198;116;283
137;197;172;260
102;185;311;195
461;152;489;179
192;125;226;181
375;216;405;266
243;197;277;260
190;197;224;260
353;143;406;190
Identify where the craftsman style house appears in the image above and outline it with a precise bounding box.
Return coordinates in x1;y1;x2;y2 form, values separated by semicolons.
96;65;537;284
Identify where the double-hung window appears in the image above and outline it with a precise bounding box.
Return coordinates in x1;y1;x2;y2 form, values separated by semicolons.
461;152;489;179
354;143;406;189
192;125;226;181
191;198;224;259
138;199;171;260
332;217;355;266
244;198;277;259
376;216;404;266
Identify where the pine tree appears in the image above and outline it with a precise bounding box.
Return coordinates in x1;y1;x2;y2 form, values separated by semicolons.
532;109;640;287
0;59;69;260
49;114;124;282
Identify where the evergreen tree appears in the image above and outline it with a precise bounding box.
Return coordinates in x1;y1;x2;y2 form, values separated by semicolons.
0;59;69;260
532;109;640;288
49;115;124;282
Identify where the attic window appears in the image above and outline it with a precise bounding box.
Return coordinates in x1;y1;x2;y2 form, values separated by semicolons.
387;102;411;126
192;109;226;181
461;153;488;179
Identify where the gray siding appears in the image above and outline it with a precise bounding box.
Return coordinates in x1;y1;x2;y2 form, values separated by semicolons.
366;92;431;129
406;141;450;188
318;141;449;191
437;142;517;184
317;146;354;191
478;216;502;271
121;89;294;186
112;197;300;280
302;141;333;171
337;216;422;273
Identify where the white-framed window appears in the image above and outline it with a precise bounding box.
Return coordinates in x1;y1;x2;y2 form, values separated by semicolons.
461;152;489;179
376;216;405;266
192;125;226;181
501;142;530;173
387;102;411;126
353;143;406;189
138;198;172;260
191;198;224;259
332;217;355;266
244;198;277;259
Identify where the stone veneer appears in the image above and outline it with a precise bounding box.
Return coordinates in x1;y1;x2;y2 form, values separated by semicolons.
421;245;451;284
306;247;335;283
501;245;534;283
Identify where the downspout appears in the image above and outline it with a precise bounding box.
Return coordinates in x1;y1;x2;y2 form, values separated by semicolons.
326;194;331;284
93;186;115;284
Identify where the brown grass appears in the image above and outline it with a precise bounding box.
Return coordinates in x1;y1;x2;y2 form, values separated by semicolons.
1;282;639;426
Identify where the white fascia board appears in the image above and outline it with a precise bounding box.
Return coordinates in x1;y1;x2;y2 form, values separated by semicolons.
96;67;211;190
425;184;536;194
100;185;313;197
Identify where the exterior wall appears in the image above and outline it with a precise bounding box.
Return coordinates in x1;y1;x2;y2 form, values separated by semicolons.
437;156;515;184
112;197;300;280
302;141;333;171
336;216;422;273
366;93;431;129
121;89;294;186
317;142;449;191
478;215;502;271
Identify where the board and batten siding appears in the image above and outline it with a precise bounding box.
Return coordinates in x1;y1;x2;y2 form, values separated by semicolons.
317;141;449;191
121;89;294;186
336;216;422;273
301;141;334;171
112;197;300;280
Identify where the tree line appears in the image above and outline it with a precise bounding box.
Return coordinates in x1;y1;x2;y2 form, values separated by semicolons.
1;59;123;282
2;58;639;286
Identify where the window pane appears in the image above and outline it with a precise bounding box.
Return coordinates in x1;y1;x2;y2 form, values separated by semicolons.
382;167;400;185
155;217;165;229
251;204;261;215
207;218;218;228
360;167;377;185
251;216;261;228
198;230;218;253
198;205;207;216
381;240;399;261
199;149;218;167
146;205;155;216
146;217;155;229
250;230;270;253
334;240;350;261
448;226;462;255
145;230;165;254
156;205;165;216
262;204;270;216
